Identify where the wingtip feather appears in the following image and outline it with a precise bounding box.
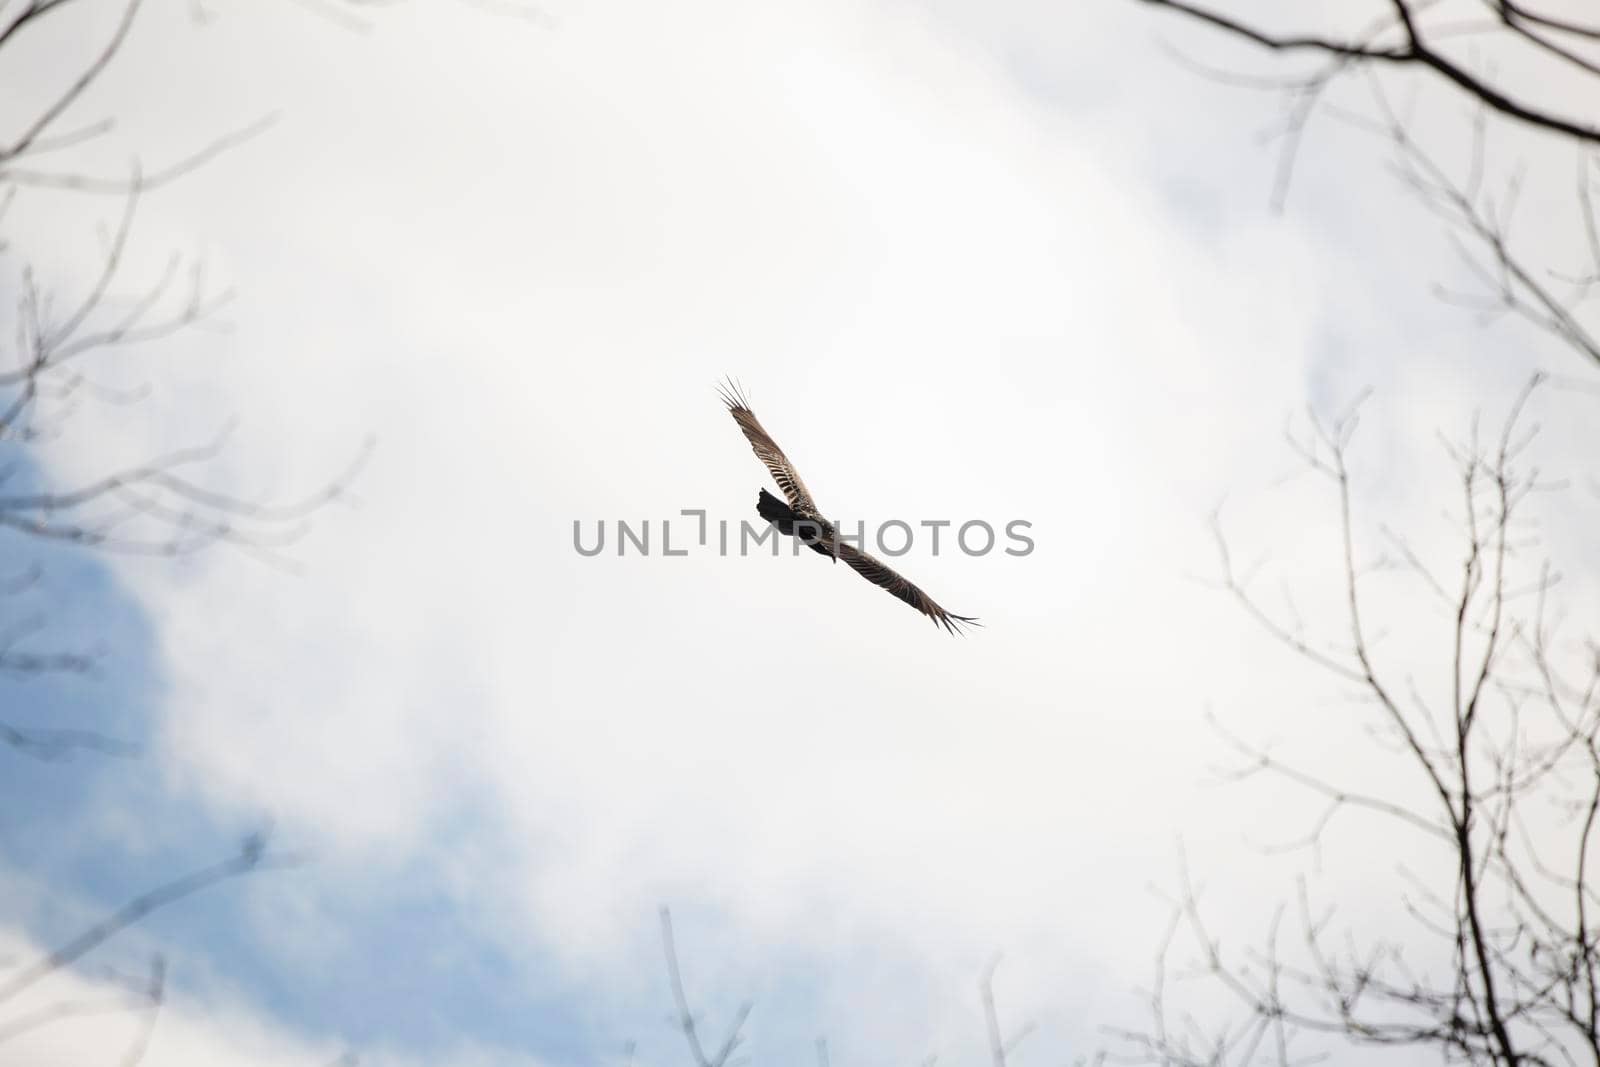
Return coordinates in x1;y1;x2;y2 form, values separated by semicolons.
715;375;751;412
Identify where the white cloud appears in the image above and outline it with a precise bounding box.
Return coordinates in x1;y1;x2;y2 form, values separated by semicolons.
9;0;1600;1062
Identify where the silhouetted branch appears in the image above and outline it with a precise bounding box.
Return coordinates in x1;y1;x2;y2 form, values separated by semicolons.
0;722;138;760
2;0;144;164
0;833;288;1006
660;907;752;1067
1137;0;1600;146
0;0;530;1063
980;957;1036;1067
1136;0;1600;373
1123;379;1600;1064
115;955;162;1067
1;114;278;194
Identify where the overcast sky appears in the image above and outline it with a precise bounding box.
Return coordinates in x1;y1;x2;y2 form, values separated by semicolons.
4;1;1600;1065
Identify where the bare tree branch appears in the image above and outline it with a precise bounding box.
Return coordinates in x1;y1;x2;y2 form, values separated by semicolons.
660;907;753;1067
0;833;288;1006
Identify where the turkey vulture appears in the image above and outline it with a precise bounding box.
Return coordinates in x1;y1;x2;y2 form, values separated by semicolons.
718;379;980;635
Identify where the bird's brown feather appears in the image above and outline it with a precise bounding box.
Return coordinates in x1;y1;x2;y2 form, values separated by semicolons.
718;380;820;516
720;378;979;635
834;541;981;635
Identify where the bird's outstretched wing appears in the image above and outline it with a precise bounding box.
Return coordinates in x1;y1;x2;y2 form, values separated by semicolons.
718;379;821;515
834;541;981;635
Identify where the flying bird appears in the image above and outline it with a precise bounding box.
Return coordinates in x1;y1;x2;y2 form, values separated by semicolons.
718;379;980;635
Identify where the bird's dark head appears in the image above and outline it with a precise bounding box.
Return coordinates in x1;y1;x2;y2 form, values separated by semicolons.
790;515;838;560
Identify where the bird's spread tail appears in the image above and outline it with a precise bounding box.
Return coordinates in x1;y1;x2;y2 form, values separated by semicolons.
756;487;795;525
756;489;832;558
